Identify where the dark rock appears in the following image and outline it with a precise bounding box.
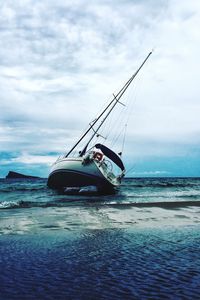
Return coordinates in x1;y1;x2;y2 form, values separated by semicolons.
6;171;40;179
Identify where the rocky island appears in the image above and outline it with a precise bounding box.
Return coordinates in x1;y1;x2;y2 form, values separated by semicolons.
6;171;40;179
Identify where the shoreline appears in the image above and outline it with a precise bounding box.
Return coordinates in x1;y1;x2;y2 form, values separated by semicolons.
1;204;200;235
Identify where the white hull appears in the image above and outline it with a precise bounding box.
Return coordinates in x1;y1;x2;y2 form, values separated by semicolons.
47;156;121;190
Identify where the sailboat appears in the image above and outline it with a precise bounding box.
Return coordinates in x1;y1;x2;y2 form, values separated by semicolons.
47;51;152;192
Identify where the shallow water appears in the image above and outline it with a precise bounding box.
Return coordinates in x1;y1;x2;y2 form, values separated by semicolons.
1;177;200;299
1;177;200;233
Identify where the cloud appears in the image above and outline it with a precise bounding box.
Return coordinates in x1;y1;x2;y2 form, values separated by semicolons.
0;0;200;177
9;153;55;165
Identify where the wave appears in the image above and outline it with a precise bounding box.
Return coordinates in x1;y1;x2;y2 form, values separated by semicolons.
122;178;200;188
1;179;200;193
1;199;200;210
122;192;200;199
0;201;23;209
122;182;200;188
0;187;48;193
0;199;82;209
106;200;200;209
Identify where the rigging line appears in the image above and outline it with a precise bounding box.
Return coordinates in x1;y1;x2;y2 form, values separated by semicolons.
65;95;126;158
108;123;127;156
65;71;138;158
65;51;153;157
103;70;144;151
80;97;120;155
83;73;139;153
121;124;127;156
125;164;136;176
110;77;139;151
106;73;140;147
100;108;123;145
126;76;142;125
109;89;134;147
99;79;137;147
109;116;126;149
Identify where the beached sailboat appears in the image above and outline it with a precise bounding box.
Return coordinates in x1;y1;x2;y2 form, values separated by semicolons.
47;52;152;192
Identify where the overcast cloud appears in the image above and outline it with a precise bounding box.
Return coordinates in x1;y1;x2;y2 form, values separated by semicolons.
0;0;200;177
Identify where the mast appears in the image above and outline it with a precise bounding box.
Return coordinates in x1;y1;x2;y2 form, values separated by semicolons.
65;51;152;157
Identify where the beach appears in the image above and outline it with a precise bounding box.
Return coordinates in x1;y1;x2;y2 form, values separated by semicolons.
1;178;200;299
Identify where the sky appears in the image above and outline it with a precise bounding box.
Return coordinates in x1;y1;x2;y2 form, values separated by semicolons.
0;0;200;178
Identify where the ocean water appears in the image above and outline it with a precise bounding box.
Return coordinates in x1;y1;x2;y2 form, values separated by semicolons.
1;177;200;299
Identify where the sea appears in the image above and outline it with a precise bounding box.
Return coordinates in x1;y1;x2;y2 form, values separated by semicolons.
1;177;200;300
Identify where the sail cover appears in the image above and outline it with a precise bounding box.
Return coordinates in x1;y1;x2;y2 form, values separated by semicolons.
95;144;125;171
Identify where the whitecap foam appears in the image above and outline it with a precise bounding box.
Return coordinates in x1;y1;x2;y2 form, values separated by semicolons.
0;201;21;209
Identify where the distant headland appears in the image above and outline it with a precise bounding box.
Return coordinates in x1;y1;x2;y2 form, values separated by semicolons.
6;171;40;179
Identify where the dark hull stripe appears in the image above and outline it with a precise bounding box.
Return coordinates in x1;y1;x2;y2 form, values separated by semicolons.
47;168;113;189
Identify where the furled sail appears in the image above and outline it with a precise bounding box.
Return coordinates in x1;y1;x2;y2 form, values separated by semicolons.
95;144;125;171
